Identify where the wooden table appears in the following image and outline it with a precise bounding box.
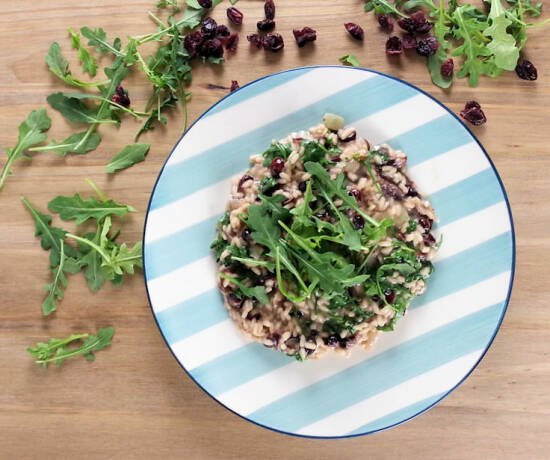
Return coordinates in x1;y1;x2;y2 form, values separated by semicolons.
1;1;549;458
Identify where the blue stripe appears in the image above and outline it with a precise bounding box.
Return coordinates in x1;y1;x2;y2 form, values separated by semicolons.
144;214;221;281
248;302;504;432
410;232;512;309
144;171;502;282
205;68;314;117
150;75;418;210
177;233;511;397
156;290;228;344
192;343;293;395
428;169;502;226
388;114;472;168
346;392;446;435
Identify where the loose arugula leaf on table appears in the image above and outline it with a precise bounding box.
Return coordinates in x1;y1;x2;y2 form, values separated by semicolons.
0;109;51;191
364;0;408;16
46;93;119;124
81;27;124;57
45;43;107;88
21;197;77;267
28;131;101;156
77;230;108;291
483;0;520;70
68;28;98;77
339;54;360;67
507;0;542;17
47;193;135;225
105;143;150;173
157;0;181;11
27;327;114;367
428;48;454;88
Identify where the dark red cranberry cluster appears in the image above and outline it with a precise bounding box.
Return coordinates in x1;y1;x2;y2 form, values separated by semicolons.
459;101;487;126
184;16;240;59
111;86;130;108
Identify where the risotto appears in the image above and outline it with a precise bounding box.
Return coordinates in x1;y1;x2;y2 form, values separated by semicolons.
211;114;439;360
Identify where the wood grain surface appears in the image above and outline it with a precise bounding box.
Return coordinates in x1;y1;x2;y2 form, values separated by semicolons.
1;0;549;458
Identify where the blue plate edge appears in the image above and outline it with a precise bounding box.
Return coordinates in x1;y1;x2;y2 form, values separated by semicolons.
141;65;517;440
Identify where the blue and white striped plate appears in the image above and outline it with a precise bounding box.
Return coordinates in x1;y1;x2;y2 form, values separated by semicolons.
143;66;515;438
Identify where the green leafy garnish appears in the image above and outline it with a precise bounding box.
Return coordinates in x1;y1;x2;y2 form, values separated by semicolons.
68;28;98;77
0;108;51;191
339;54;361;67
46;92;119;124
219;273;270;305
28;131;102;156
483;0;520;70
364;0;408;16
27;327;114;367
105;143;150;173
261;141;292;166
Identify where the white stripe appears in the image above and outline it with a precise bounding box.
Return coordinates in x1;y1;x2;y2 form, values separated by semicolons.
171;320;251;370
148;257;218;313
353;93;447;146
408;142;488;196
297;351;482;436
215;271;509;415
146;198;507;312
165;68;375;167
145;118;476;246
433;202;510;261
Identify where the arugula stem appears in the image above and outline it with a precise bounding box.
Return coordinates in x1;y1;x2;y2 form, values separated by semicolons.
148;11;168;28
275;247;310;303
0;148;22;190
36;334;100;364
34;334;90;358
66;233;111;263
85;178;108;202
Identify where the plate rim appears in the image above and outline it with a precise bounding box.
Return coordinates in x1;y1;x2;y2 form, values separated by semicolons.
142;65;517;439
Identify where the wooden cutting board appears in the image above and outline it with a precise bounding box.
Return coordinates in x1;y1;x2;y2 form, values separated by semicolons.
1;0;549;458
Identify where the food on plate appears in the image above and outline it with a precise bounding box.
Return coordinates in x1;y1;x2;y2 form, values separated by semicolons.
211;114;439;360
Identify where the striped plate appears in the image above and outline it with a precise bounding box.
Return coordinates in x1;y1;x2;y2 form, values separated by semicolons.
143;66;515;438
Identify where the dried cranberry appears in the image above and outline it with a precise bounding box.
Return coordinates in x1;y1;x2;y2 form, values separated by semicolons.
257;18;275;31
324;335;339;346
198;0;212;7
330;155;341;162
241;228;251;241
349;188;361;201
384;289;396;304
293;27;317;47
418;215;433;230
315;211;330;221
422;233;436;246
440;58;454;77
201;17;217;38
266;332;280;347
344;23;364;40
184;31;204;57
416;36;440;57
372;294;381;303
402;34;417;50
290;309;303;319
262;33;284;52
398;11;430;34
230;80;240;92
199;38;224;58
270;157;285;177
353;214;365;230
382;182;404;201
417;252;427;262
247;33;263;48
515;59;538;81
265;0;275;20
386;36;403;55
215;25;231;41
226;7;243;25
298;181;307;192
378;14;394;33
227;293;243;309
406;183;419;197
225;33;239;52
248;312;262;321
459;100;487;126
111;86;130;108
237;174;253;191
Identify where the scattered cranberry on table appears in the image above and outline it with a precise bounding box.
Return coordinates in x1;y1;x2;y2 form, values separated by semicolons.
230;80;240;92
377;14;394;33
416;36;440;57
225;34;239;52
263;33;284;52
293;27;317;47
515;59;538;81
440;58;454;77
386;36;403;55
459;101;487;126
344;23;364;40
257;18;276;32
227;7;243;25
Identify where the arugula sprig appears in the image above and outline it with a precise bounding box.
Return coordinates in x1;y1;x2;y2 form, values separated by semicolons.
27;327;114;367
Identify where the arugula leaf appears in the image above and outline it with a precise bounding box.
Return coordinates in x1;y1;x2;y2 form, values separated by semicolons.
68;28;98;77
78;230;107;291
28;131;101;156
41;240;79;315
483;0;520;70
507;0;542;16
157;0;181;10
302;140;329;164
27;327;114;367
21;197;77;266
105;143;150;173
364;0;408;17
0;108;51;191
261;141;292;166
218;273;270;304
45;43;107;88
339;54;360;67
48;193;135;225
81;27;124;57
180;0;221;28
406;219;418;233
428;48;454;88
46;92;118;124
135;93;177;140
258;193;291;223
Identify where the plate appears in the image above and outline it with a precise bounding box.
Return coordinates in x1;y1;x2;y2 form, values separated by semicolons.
143;66;515;438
